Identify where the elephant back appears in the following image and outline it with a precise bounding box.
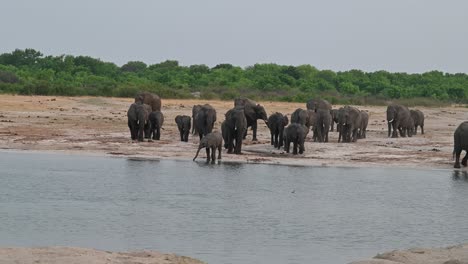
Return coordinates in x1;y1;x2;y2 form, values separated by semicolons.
306;99;332;112
135;92;161;112
291;108;307;125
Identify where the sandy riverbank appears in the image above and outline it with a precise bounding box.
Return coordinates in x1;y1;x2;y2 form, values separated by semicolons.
0;247;205;264
0;94;465;169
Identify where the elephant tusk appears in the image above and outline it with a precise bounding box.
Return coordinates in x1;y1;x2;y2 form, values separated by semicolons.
388;119;394;123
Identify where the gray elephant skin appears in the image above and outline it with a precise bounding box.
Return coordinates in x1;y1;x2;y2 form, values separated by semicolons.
234;98;268;141
410;109;425;134
127;102;151;141
454;121;468;168
148;111;164;140
315;108;332;142
306;98;332;112
291;108;315;128
222;107;247;154
330;109;339;132
267;112;289;149
193;132;223;163
386;104;411;138
337;106;362;143
399;113;414;137
191;104;202;135
194;104;217;140
358;111;369;139
135;91;161;111
175;115;191;142
284;123;309;155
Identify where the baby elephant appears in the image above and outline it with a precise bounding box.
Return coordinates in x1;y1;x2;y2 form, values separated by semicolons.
284;123;309;155
175;115;191;142
193;132;223;163
148;111;164;140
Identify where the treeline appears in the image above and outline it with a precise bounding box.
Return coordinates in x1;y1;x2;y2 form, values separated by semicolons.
0;48;467;105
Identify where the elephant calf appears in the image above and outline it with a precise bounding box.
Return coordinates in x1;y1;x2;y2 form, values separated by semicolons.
193;132;223;163
284;123;309;155
148;111;164;140
410;109;425;135
453;121;468;168
175;115;191;142
267;112;289;149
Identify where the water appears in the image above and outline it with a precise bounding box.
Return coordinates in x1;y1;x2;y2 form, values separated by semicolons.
0;151;468;264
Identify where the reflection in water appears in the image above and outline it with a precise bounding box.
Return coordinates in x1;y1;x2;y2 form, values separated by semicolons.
0;151;467;264
452;170;468;181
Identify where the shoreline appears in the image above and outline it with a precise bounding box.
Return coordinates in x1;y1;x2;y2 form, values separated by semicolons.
0;95;462;170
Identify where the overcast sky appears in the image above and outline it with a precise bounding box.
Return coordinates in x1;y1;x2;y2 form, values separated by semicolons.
1;0;468;73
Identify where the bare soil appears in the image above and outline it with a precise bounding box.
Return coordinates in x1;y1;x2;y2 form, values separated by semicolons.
0;94;465;169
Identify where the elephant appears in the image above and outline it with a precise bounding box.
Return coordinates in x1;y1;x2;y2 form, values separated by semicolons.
148;111;164;140
175;115;191;142
234;98;268;141
337;106;362;143
135;91;161;111
410;109;425;135
306;98;332;112
291;108;316;128
193;131;223;163
330;109;339;132
284;123;309;155
387;104;411;138
194;104;217;140
358;111;369;139
267;112;289;149
191;104;202;135
127;102;151;141
222;107;247;154
453;121;468;168
398;114;414;137
315;108;332;142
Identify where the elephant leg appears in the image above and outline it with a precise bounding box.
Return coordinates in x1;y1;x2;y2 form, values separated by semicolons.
462;151;468;167
252;121;258;141
211;146;216;162
391;122;399;138
331;122;334;132
227;133;234;154
455;149;462;168
299;139;304;154
421;126;424;134
137;122;145;141
285;139;290;153
293;141;298;155
279;129;284;149
414;126;418;135
317;125;323;143
235;135;242;154
270;132;274;146
243;128;247;139
156;128;161;140
388;122;392;137
179;130;184;141
218;146;222;159
205;147;210;162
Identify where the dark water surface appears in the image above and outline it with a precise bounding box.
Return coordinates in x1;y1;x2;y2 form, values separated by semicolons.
1;151;468;264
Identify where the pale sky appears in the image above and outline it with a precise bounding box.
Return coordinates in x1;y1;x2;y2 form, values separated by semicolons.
1;0;468;73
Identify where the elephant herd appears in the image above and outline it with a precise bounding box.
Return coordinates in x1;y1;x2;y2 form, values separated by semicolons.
126;91;468;169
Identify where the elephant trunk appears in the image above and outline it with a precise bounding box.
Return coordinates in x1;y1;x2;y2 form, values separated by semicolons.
387;122;391;137
193;146;203;161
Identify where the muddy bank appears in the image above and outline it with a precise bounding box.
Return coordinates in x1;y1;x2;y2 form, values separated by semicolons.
349;243;468;264
0;94;464;169
0;247;204;264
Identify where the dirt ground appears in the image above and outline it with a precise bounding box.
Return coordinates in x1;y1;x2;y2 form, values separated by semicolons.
0;247;205;264
0;94;465;169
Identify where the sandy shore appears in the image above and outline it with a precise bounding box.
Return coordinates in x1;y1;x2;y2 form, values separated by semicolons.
0;247;204;264
0;94;465;169
349;243;468;264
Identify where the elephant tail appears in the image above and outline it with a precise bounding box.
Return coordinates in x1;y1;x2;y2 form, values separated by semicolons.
193;147;202;161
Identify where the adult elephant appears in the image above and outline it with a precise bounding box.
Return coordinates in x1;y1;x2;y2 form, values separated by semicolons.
410;109;425;135
234;98;268;141
284;123;309;154
222;107;247;154
315;109;331;142
306;98;332;112
454;121;468;168
267;112;289;149
127;102;151;141
337;106;361;143
191;104;202;135
387;104;411;138
135;91;161;111
175;115;191;142
194;104;217;140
